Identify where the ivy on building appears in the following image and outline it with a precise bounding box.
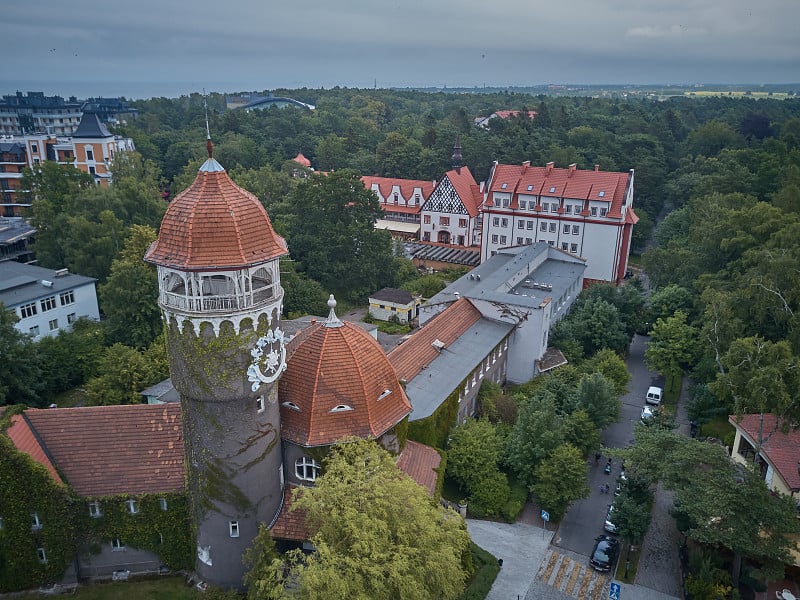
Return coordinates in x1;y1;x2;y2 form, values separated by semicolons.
407;381;461;449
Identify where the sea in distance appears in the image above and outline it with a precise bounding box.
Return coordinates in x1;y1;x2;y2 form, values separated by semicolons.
0;80;264;100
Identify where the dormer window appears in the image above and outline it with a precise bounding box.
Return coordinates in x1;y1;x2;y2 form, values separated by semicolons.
549;186;556;193
501;183;508;189
282;401;301;411
330;404;353;413
598;191;605;198
527;184;533;191
378;389;392;401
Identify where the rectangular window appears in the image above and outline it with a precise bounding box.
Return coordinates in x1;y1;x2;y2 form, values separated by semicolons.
89;501;101;518
517;220;524;229
542;202;549;212
112;538;125;551
126;499;138;515
439;216;450;226
423;215;431;224
561;242;569;250
29;325;40;336
563;224;570;234
501;218;508;228
491;234;498;243
551;204;558;213
492;217;499;227
591;207;598;216
256;395;265;413
32;144;38;153
229;521;240;538
86;149;94;161
458;218;467;228
565;205;572;214
41;296;57;311
502;198;509;208
571;243;578;252
519;201;526;210
60;291;75;306
540;222;547;232
49;319;58;331
548;240;555;246
600;208;608;216
89;166;96;175
32;513;42;531
67;313;77;324
18;302;34;320
572;225;580;235
549;223;556;233
37;547;47;563
499;236;507;245
527;221;534;230
525;238;533;245
516;237;523;245
160;498;168;511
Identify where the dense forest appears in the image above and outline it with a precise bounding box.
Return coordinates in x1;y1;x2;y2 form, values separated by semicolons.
2;89;800;421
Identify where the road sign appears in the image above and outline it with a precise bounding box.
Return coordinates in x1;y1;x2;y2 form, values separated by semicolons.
609;581;621;600
541;510;550;522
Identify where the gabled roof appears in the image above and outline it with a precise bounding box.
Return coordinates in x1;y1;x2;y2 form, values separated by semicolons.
487;163;632;219
369;287;415;306
362;176;435;203
731;414;800;491
71;113;112;138
7;414;64;486
389;297;482;382
293;153;311;167
279;319;411;447
441;167;482;217
145;147;287;271
7;404;184;497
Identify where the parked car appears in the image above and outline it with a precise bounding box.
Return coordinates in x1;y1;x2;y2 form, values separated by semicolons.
590;535;620;572
646;386;663;405
614;471;627;496
641;405;655;423
604;503;619;534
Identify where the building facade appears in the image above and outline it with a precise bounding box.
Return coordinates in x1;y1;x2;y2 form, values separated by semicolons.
0;261;99;340
0;92;82;136
362;175;434;240
480;161;637;285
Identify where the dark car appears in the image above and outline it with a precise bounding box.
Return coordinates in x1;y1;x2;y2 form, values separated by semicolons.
590;535;620;572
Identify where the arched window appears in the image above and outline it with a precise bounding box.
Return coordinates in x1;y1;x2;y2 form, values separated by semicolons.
295;457;320;482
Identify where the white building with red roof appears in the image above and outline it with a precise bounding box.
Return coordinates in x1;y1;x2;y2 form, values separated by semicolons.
481;161;638;285
362;175;434;240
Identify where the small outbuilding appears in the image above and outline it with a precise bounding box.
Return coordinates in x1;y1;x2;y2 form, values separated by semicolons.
368;287;420;323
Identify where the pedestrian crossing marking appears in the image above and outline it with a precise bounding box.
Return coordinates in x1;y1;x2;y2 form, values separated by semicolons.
537;548;611;600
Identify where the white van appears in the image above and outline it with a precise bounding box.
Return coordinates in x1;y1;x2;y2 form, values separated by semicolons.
646;386;663;406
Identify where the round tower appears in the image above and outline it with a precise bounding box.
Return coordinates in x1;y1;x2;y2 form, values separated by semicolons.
144;141;287;589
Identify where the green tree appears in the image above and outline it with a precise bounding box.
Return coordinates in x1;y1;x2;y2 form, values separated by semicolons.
573;372;621;430
35;318;106;397
581;348;631;396
551;297;629;358
531;443;589;522
645;311;697;383
246;439;470;599
99;225;161;348
648;284;695;323
285;170;397;302
85;343;155;405
446;419;510;516
0;304;42;406
562;409;601;458
507;394;564;488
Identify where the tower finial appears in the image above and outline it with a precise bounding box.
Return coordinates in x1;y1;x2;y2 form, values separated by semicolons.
325;294;343;328
204;89;213;158
452;134;462;173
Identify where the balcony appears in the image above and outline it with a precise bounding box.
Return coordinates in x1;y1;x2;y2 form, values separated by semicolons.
160;284;277;315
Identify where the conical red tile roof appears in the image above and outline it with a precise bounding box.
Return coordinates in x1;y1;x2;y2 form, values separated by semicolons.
279;319;411;447
145;156;287;270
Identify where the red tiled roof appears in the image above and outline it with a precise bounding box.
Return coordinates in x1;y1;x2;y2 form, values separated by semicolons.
362;176;435;203
487;163;631;218
145;157;287;270
7;414;64;486
388;298;482;381
15;404;184;497
271;441;441;541
732;414;800;491
442;167;482;217
293;153;311;167
396;440;441;496
493;110;536;120
270;484;309;541
279;321;412;447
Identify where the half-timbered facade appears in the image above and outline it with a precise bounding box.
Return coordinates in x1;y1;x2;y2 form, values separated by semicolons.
419;166;482;247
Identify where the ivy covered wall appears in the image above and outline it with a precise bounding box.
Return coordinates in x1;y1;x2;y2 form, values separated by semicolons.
407;382;461;449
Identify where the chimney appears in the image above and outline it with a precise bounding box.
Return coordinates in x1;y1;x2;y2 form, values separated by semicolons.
594;164;600;172
522;160;530;167
546;161;554;174
452;135;462;174
568;163;577;177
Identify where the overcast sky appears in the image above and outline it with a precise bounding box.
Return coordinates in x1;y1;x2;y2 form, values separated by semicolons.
4;0;799;98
